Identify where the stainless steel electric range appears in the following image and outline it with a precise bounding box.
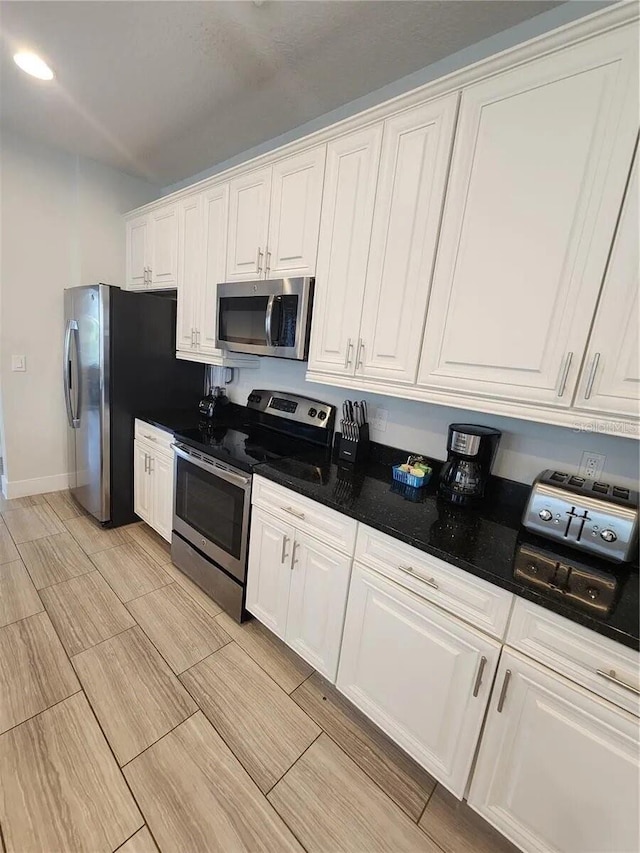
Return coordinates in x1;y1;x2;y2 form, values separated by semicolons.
171;389;335;622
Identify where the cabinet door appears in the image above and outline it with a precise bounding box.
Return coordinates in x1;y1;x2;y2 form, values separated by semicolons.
176;194;202;353
356;94;458;384
133;441;153;524
468;649;640;853
152;450;174;543
246;508;294;639
418;26;639;407
125;216;149;290
337;563;500;797
285;532;352;682
266;146;326;278
307;125;383;377
574;156;639;418
226;167;271;281
150;205;178;288
199;183;229;354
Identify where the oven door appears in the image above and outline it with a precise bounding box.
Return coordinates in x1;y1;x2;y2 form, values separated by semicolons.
173;445;251;582
216;277;313;359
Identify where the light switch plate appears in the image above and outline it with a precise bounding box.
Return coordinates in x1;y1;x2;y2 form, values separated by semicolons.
11;355;26;372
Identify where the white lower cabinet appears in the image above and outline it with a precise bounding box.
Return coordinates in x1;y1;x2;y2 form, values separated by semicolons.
246;504;352;681
286;532;352;677
152;451;174;542
133;427;175;543
246;508;294;639
468;649;640;853
133;440;153;525
337;562;500;797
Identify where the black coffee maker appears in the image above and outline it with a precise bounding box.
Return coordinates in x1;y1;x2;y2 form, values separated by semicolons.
438;424;501;507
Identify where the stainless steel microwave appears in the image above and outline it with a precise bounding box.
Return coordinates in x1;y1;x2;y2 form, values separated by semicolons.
216;277;314;360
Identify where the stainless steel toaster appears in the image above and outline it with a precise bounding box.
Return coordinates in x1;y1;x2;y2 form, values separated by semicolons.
522;470;639;563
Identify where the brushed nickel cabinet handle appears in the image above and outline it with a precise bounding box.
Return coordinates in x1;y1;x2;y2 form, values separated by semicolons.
356;338;365;369
596;669;640;696
291;540;299;568
344;338;353;368
557;352;573;397
584;353;601;400
143;435;158;443
473;656;487;698
257;246;263;274
398;565;438;589
144;453;149;474
281;505;305;520
265;248;271;276
281;535;289;564
497;669;512;713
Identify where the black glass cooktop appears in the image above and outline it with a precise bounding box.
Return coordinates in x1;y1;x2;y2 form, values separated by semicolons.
175;420;332;478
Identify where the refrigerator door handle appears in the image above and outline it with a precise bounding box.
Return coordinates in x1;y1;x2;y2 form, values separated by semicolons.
64;320;80;428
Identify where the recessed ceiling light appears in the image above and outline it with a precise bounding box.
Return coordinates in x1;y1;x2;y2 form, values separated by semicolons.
13;51;54;81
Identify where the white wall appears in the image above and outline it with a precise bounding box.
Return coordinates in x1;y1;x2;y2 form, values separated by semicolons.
0;130;157;498
226;358;640;489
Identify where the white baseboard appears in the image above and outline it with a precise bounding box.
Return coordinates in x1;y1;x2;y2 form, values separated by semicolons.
2;472;70;499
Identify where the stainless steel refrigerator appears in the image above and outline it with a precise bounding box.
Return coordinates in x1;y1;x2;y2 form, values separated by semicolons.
64;284;204;527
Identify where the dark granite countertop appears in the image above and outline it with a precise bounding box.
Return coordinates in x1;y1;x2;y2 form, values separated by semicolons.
138;410;639;651
254;452;639;652
136;407;203;435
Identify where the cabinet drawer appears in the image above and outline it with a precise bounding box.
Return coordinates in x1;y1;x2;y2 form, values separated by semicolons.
355;524;513;640
134;420;174;455
507;598;640;716
252;475;357;556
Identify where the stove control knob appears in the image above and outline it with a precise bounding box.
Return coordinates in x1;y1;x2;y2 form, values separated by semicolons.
600;529;617;543
586;587;600;600
538;509;553;521
308;407;317;418
317;411;327;421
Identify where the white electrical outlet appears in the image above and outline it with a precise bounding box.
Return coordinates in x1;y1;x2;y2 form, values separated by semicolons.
579;451;606;481
370;407;388;433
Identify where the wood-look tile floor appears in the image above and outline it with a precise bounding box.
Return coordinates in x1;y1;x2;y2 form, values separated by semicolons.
0;495;517;853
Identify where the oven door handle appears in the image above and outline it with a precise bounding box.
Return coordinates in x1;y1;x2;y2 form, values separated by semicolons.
172;444;251;489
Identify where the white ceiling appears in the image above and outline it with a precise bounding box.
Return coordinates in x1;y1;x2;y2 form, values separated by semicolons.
1;0;568;185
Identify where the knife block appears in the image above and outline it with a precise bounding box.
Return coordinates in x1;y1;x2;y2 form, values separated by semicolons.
337;424;369;465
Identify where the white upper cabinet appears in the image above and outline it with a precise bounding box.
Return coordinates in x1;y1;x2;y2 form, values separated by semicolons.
226;149;326;282
226;166;272;281
266;146;327;278
417;26;639;407
125;216;149;290
125;204;179;290
574;155;639;417
357;94;458;384
150;204;178;288
176;184;240;363
308;124;384;376
200;183;230;353
308;95;458;385
468;649;640;853
176;194;203;352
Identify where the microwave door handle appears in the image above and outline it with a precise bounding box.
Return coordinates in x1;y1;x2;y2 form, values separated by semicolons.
265;294;275;347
